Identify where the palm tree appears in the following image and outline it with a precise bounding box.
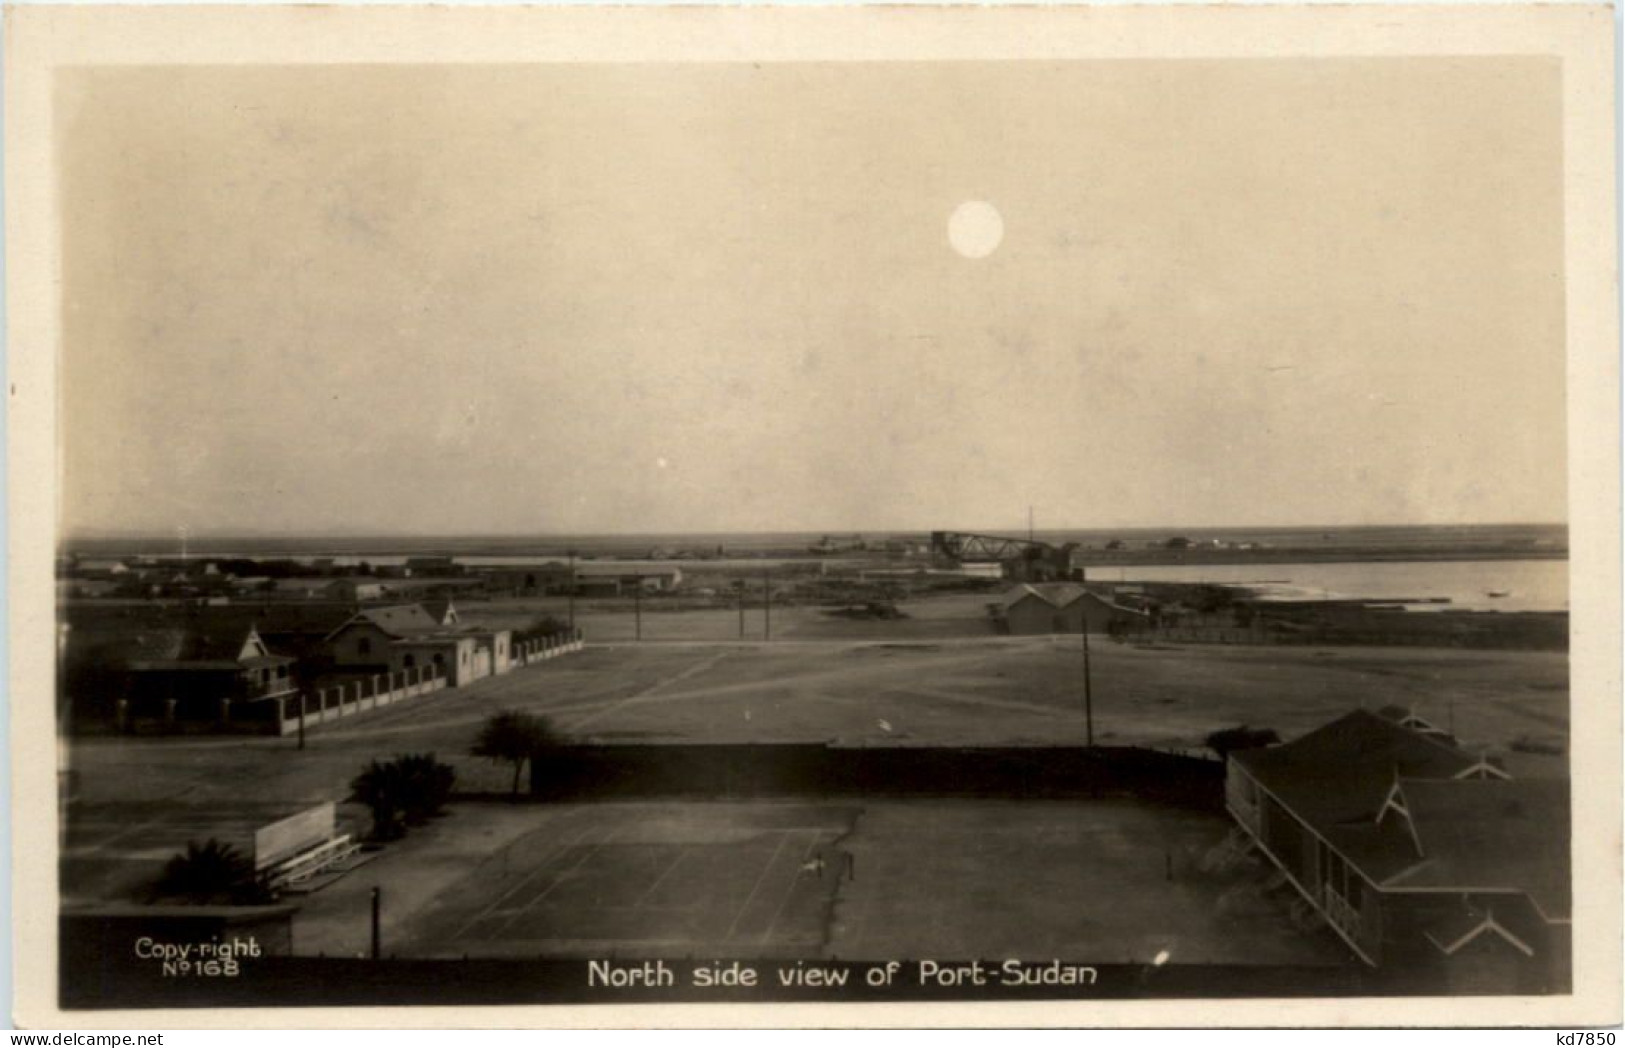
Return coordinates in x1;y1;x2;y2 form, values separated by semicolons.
471;710;564;799
156;839;270;905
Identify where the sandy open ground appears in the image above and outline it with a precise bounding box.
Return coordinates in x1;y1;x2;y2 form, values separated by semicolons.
63;604;1567;905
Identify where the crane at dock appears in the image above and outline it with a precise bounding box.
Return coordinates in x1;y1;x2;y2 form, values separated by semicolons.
929;530;1079;582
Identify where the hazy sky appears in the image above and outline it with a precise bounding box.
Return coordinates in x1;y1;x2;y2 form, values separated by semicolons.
59;59;1566;536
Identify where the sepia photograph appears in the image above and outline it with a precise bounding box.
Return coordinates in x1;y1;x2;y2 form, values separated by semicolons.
6;3;1619;1029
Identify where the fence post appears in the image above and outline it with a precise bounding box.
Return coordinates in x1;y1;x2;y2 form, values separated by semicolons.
218;698;232;726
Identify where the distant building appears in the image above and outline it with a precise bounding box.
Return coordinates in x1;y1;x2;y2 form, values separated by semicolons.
325;578;391;602
470;562;574;596
270;578;334;599
389;633;482;687
121;614;299;721
998;584;1151;635
71;558;130;579
323;603;510;688
421;599;460;626
323;604;443;673
245;602;359;663
572;564;683;595
1225;709;1570;992
404;557;461;576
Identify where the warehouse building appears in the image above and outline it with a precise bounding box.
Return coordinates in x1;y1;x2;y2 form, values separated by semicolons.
998;584;1150;635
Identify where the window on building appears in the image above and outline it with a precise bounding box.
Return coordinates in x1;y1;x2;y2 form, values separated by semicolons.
358;636;372;656
402;654;416;669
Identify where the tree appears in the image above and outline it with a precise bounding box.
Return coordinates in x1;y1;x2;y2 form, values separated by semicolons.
156;839;271;905
351;759;409;840
472;710;564;799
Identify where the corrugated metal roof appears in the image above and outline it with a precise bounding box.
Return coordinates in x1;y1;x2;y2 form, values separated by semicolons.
1233;709;1474;828
1385;778;1570;918
1233;709;1568;917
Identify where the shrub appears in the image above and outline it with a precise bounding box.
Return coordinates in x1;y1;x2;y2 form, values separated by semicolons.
351;754;457;838
394;753;456;824
1204;725;1281;760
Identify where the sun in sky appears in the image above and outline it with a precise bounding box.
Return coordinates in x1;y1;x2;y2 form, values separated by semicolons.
948;200;1004;259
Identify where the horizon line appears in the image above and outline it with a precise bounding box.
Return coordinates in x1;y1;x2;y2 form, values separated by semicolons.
61;520;1571;542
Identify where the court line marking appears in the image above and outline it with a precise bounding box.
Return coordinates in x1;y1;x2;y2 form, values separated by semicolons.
449;815;598;941
565;650;732;732
758;832;824;946
722;832;795;942
631;846;690;908
484;825;625;941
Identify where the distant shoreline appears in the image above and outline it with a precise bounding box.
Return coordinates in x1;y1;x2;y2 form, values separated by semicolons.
1071;547;1567;568
60;523;1566;565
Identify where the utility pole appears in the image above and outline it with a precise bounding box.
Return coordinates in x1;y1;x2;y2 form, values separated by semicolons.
1080;565;1095;747
370;886;382;960
738;582;746;639
1028;506;1035;545
763;568;772;641
634;581;642;642
567;549;577;631
297;692;306;751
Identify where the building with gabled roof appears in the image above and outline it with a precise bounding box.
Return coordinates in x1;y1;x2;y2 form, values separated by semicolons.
1225;709;1569;992
998;583;1150;636
322;604;444;673
322;603;509;688
421;599;459;627
113;609;299;722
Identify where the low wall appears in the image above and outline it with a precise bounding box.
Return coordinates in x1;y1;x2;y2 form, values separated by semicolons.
506;629;585;668
271;667;448;737
530;743;1224;808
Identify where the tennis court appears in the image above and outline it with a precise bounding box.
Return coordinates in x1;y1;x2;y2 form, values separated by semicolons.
398;803;860;958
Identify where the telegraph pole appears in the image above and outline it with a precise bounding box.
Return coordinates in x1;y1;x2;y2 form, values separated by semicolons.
297;692;306;751
634;581;642;641
1080;565;1095;747
566;549;577;630
763;568;772;641
370;886;382;960
738;582;746;639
